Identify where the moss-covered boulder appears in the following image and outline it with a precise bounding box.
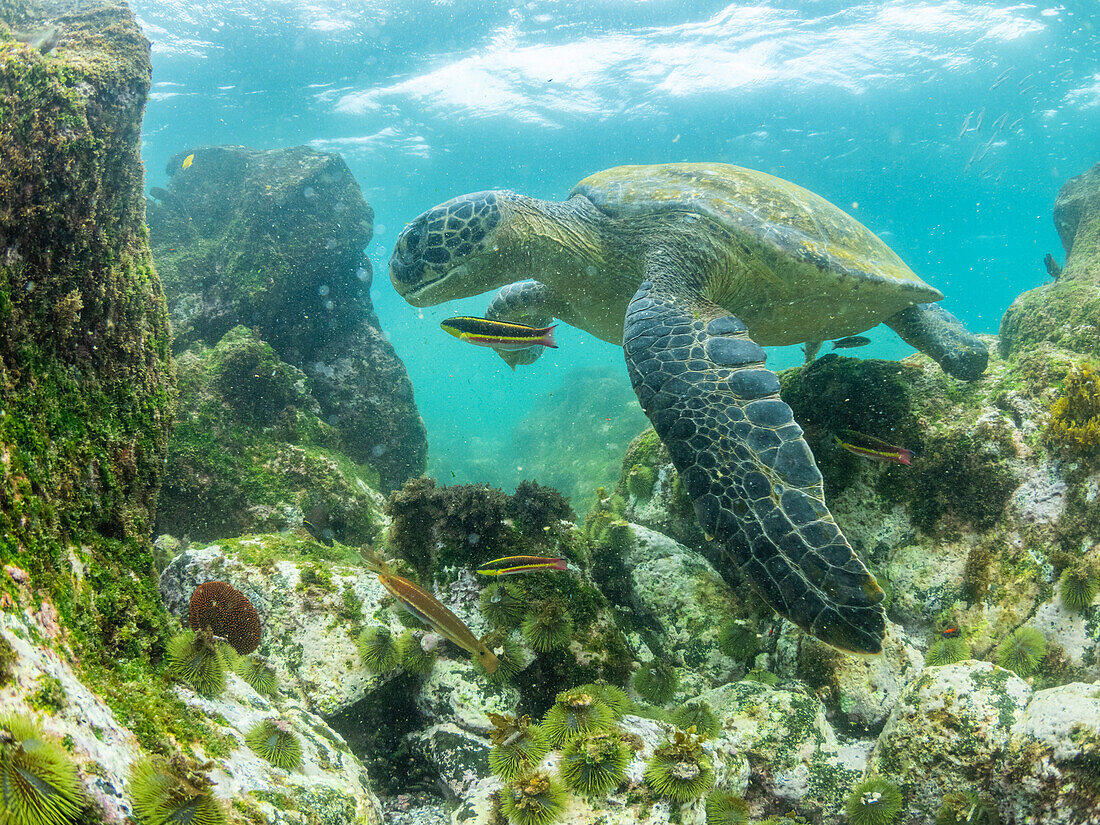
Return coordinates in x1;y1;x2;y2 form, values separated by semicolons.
156;326;385;543
147;144;426;491
870;661;1031;814
1;0;174;656
1001;161;1100;357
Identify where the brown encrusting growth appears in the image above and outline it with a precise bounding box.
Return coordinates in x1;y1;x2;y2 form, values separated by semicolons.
189;581;262;655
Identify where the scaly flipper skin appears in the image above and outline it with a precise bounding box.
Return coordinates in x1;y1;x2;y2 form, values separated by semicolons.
624;277;887;655
884;303;988;380
486;281;563;369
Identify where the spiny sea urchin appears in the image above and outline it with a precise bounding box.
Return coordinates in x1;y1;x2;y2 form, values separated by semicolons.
165;629;232;697
397;631;438;676
0;715;84;825
670;701;721;739
935;790;1000;825
520;600;573;653
357;625;400;674
488;714;550;781
557;732;631;797
1059;566;1098;611
476;632;526;684
541;689;615;748
705;790;750;825
575;683;631;719
995;627;1046;677
244;719;302;770
845;777;904;825
717;619;759;662
633;660;679;705
480;582;527;628
128;757;227;825
233;656;278;697
500;770;566;825
643;729;714;803
926;637;970;667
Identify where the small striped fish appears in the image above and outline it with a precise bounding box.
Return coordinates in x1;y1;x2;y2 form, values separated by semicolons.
476;556;568;576
835;429;912;466
441;316;557;351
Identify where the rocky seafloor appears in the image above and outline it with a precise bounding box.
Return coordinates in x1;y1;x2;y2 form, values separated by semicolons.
2;2;1100;825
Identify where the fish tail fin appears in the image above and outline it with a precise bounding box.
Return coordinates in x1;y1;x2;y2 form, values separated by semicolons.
541;325;558;348
896;449;913;466
551;558;568;571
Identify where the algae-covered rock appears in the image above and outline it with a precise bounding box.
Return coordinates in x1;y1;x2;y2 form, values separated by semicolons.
156;326;385;544
1001;161;1100;357
870;661;1031;813
0;0;174;656
147;143;426;490
1000;681;1100;823
159;536;388;717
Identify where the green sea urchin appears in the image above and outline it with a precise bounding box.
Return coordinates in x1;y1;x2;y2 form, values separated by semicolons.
521;600;573;653
541;689;615;747
845;777;904;825
358;625;400;674
128;757;227;825
995;627;1046;677
397;631;438;676
480;582;527;628
557;732;630;797
233;657;278;697
1059;566;1098;611
926;637;970;666
633;660;679;705
0;715;84;825
717;620;759;662
244;719;302;770
643;729;714;803
935;790;1000;825
488;714;550;781
705;790;750;825
575;683;631;718
670;701;721;739
500;771;566;825
626;464;656;499
165;629;231;697
476;632;526;684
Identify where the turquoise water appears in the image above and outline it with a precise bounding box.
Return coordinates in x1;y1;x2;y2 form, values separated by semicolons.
133;0;1100;493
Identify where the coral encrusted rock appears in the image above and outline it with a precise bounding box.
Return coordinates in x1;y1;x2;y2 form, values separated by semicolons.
147;143;426;491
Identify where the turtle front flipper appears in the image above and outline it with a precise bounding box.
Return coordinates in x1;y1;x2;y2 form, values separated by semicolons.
883;302;988;380
486;280;566;369
624;279;886;655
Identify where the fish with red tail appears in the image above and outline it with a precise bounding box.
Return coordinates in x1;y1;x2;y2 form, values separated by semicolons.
834;429;913;466
477;555;569;576
441;316;557;351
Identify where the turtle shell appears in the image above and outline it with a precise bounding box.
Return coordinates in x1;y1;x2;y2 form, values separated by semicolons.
571;164;942;341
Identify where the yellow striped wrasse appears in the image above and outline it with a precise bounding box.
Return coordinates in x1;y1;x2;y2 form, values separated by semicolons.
835;429;912;466
377;572;500;673
476;555;569;576
441;316;557;351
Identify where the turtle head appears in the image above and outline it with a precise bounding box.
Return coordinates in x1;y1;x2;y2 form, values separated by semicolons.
390;190;524;307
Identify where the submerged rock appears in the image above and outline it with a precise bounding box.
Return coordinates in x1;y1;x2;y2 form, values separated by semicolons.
148;144;426;490
1001;161;1100;357
155;326;386;544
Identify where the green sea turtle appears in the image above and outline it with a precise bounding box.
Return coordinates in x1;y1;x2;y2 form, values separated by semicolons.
389;163;988;655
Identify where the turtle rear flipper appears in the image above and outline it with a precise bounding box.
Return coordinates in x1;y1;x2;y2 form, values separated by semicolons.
624;276;886;655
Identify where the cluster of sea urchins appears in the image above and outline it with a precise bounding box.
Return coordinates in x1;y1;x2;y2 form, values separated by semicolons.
167;582;263;697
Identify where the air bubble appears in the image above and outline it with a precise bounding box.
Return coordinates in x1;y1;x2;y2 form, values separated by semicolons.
318;284;330;296
356;267;370;281
324;300;334;311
